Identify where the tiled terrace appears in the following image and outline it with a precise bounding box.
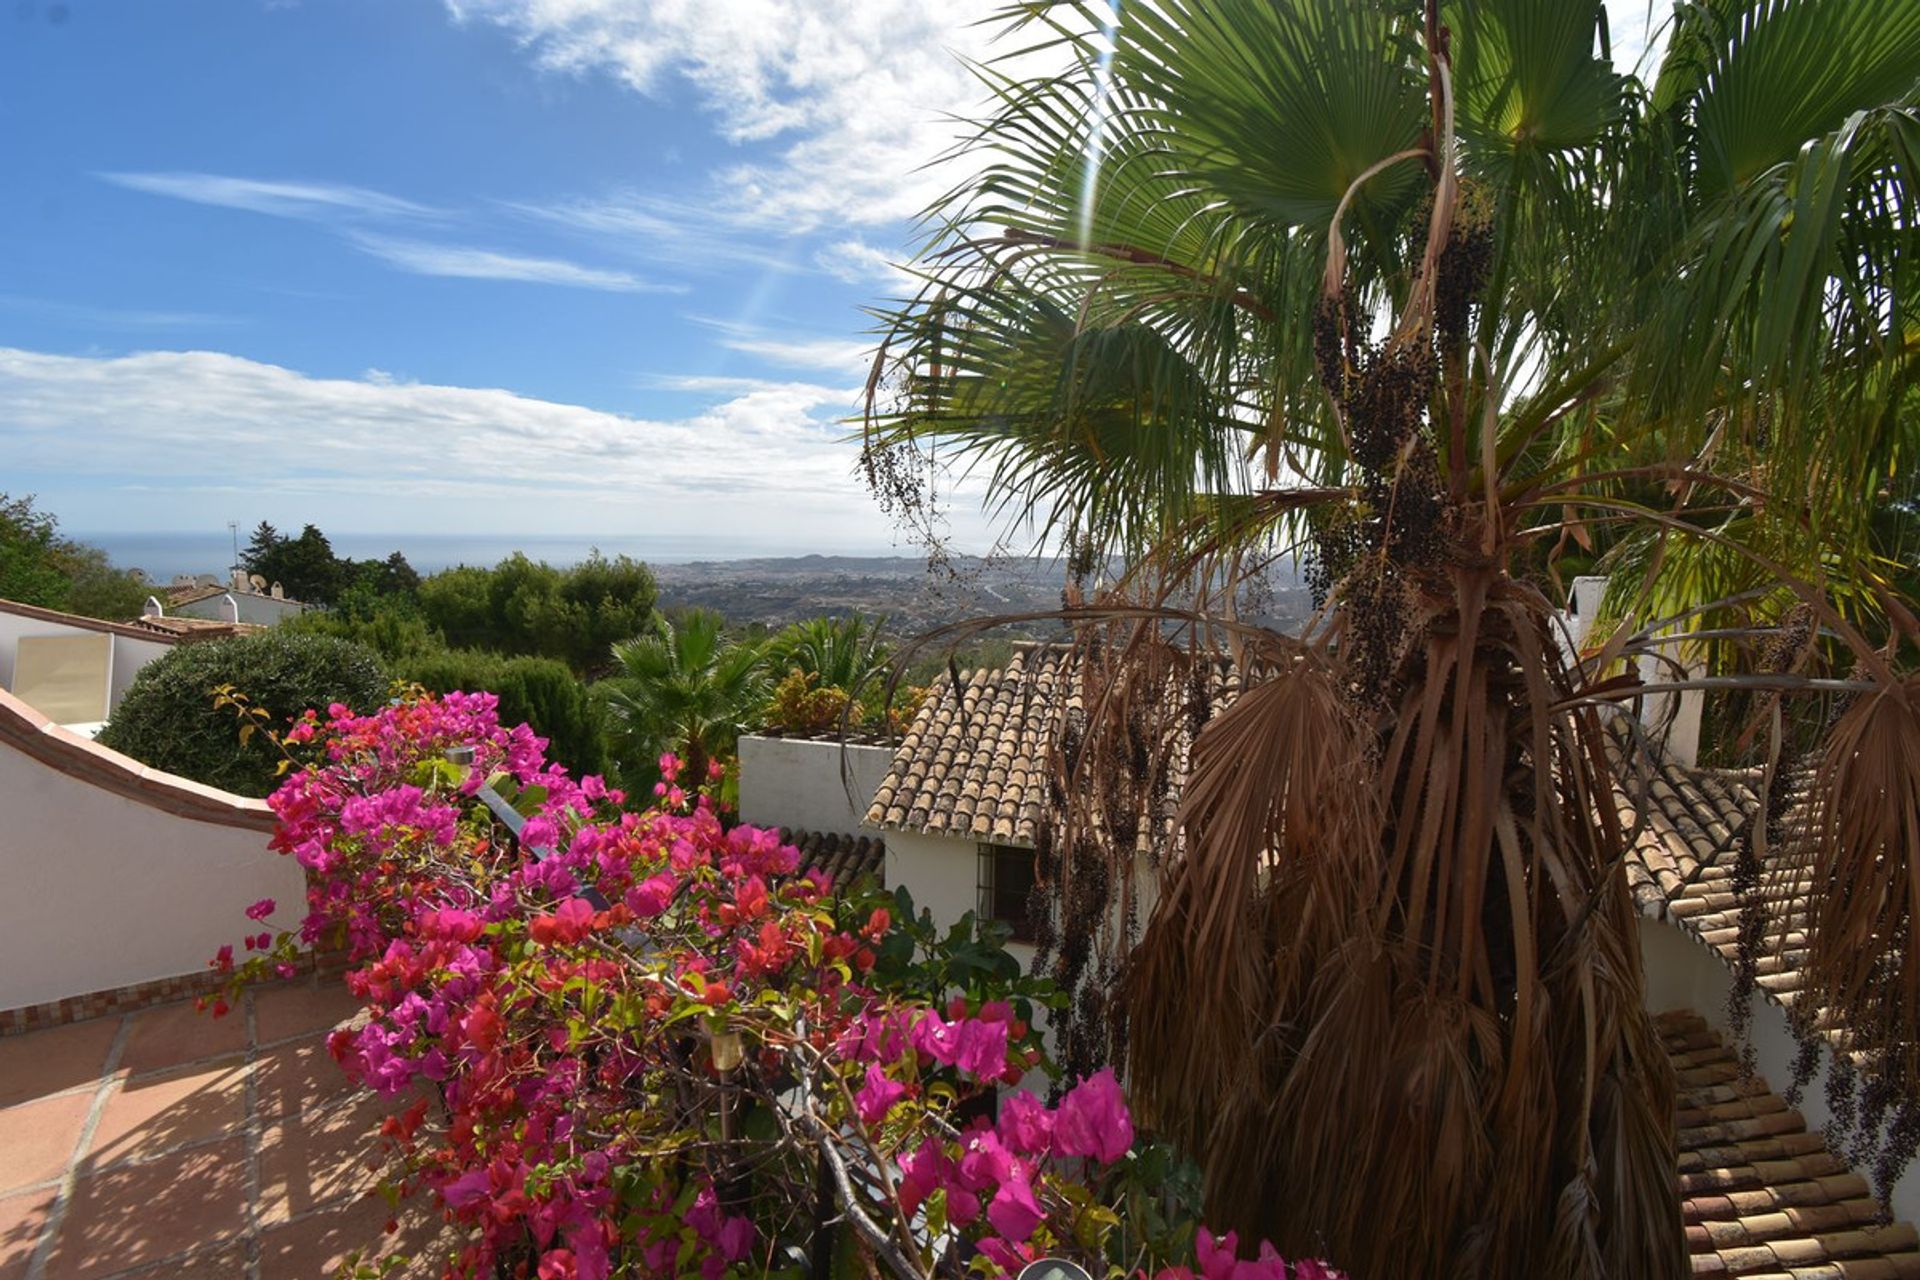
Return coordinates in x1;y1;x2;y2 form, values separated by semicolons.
0;981;446;1280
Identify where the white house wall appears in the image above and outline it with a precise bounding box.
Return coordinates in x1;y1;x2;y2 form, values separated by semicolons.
0;610;172;715
884;830;982;933
737;736;896;835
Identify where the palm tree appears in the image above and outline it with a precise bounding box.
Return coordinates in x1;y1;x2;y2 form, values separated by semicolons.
865;2;1919;1275
767;614;893;693
602;609;768;789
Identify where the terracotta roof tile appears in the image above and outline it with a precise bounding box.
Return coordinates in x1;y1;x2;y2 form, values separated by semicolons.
775;827;885;896
1614;725;1820;1018
1659;1009;1920;1279
864;645;1075;845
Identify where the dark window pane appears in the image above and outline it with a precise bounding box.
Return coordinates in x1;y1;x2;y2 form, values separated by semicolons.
986;844;1037;942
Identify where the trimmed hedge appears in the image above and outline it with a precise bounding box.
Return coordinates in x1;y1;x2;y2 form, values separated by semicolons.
395;649;607;778
98;631;389;797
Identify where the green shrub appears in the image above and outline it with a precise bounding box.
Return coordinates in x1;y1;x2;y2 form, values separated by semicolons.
417;552;656;675
396;649;607;778
285;597;445;663
98;632;389;796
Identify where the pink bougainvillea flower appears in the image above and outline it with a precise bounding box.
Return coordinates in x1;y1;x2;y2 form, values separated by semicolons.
855;1063;908;1128
955;1130;1014;1194
975;1236;1034;1275
245;898;276;921
997;1089;1054;1156
535;1248;576;1280
986;1164;1044;1243
1054;1068;1134;1163
895;1138;953;1217
624;872;675;919
952;1018;1010;1081
1195;1228;1239;1280
1192;1228;1294;1280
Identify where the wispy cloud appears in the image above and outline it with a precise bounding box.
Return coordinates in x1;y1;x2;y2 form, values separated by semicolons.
814;238;915;288
97;171;435;220
349;234;682;293
691;316;874;374
0;294;243;330
506;192;804;274
442;0;1018;232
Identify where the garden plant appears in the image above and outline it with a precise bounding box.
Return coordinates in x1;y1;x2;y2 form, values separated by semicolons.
215;690;1331;1279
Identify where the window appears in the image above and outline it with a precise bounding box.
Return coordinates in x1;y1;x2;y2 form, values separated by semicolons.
977;843;1038;942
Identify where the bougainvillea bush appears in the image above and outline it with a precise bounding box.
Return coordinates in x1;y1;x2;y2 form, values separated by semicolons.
217;690;1334;1279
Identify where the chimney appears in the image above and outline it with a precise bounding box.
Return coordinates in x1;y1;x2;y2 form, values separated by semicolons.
270;583;284;600
220;593;240;624
142;597;164;618
232;568;248;593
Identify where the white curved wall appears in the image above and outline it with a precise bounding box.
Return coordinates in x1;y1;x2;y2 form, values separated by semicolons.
0;733;307;1012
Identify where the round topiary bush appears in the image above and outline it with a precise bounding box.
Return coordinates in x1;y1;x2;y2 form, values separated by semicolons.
98;630;389;796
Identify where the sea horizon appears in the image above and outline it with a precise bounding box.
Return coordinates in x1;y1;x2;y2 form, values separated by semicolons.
72;530;924;584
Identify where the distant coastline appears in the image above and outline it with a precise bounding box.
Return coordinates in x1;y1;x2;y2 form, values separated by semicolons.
69;532;915;583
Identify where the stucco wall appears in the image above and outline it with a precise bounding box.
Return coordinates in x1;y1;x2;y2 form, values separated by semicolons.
0;610;173;716
886;829;984;932
0;725;306;1013
737;735;896;835
174;593;306;626
1640;914;1920;1224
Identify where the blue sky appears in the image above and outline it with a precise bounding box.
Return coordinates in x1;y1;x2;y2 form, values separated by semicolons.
0;0;1661;558
0;0;1009;553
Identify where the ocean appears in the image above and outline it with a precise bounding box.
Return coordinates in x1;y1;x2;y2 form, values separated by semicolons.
72;531;877;583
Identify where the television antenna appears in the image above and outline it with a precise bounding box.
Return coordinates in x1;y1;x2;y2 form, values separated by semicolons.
228;520;240;574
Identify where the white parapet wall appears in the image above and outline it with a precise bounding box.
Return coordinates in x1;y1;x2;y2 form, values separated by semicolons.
737;734;898;836
0;687;308;1014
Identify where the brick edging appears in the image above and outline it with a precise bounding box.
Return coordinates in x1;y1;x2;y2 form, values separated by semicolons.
0;947;351;1036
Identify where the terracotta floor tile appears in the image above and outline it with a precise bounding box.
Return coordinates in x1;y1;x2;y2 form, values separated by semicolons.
258;1193;411;1280
252;983;362;1047
43;1137;247;1280
255;1039;357;1117
85;1058;248;1171
114;1241;246;1279
0;1186;57;1280
0;1020;117;1111
0;1091;93;1196
118;1002;246;1079
259;1093;391;1225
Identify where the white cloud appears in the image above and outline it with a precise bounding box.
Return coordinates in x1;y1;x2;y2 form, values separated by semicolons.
97;172;434;220
348;233;681;292
0;346;904;540
1604;0;1670;75
690;316;874;375
0;295;242;330
441;0;1014;232
505;192;804;274
814;238;914;288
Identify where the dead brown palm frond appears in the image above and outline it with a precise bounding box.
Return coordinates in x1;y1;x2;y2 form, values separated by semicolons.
1124;649;1376;1127
1113;566;1683;1279
1790;677;1920;1097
